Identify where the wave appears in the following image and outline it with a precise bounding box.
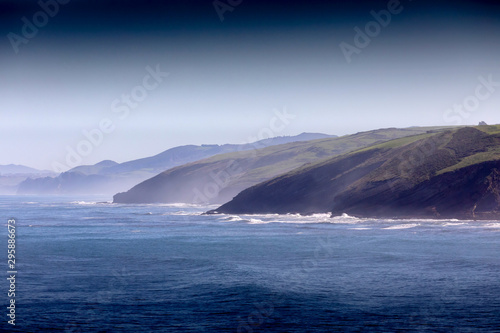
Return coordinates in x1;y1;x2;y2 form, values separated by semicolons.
211;212;364;225
330;213;364;224
233;212;362;224
247;218;266;224
384;223;419;230
163;211;201;216
442;222;466;227
333;213;357;219
219;215;244;222
153;202;219;209
70;201;98;205
483;223;500;229
158;203;201;208
373;217;477;223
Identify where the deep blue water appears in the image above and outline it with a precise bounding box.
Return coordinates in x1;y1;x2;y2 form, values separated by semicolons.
1;195;500;332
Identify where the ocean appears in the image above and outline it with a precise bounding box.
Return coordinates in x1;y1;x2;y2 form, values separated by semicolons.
2;195;500;332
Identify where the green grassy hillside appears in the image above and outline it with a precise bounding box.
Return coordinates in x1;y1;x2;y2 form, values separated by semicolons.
113;127;448;204
212;126;500;220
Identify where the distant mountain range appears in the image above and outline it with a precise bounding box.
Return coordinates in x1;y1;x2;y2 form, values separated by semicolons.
113;127;446;204
0;164;52;175
17;133;335;195
17;124;500;220
210;125;500;220
0;165;55;194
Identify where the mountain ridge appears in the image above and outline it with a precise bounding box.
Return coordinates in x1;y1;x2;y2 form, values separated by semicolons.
0;164;53;175
0;164;56;195
113;126;452;204
210;126;500;220
17;132;335;195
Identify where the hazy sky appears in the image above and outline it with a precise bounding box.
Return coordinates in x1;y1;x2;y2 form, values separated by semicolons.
2;0;500;170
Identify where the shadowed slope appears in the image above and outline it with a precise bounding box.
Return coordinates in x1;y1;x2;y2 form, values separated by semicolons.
113;127;450;204
212;126;500;219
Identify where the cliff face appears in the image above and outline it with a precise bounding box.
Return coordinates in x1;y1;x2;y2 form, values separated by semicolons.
212;127;500;220
113;127;438;204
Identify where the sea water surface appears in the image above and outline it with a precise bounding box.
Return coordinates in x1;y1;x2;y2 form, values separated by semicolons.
1;195;500;332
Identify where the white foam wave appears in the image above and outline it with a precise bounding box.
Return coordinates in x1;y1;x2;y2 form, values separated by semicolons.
329;213;364;224
155;203;218;209
310;213;334;219
379;218;476;223
167;211;201;216
254;213;330;224
442;222;466;227
209;212;497;228
211;212;365;225
384;223;419;230
247;218;267;224
70;201;97;205
483;223;500;229
219;216;244;222
339;213;357;219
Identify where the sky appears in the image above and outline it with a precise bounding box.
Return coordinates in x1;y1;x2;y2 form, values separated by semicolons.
2;0;500;171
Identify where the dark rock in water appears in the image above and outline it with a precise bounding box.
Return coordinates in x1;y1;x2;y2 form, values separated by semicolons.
213;126;500;220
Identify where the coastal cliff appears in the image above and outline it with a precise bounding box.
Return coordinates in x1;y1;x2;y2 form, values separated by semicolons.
211;126;500;220
113;127;438;204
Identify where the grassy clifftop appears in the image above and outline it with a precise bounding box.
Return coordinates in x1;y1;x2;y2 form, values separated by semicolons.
113;127;444;204
212;126;500;220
